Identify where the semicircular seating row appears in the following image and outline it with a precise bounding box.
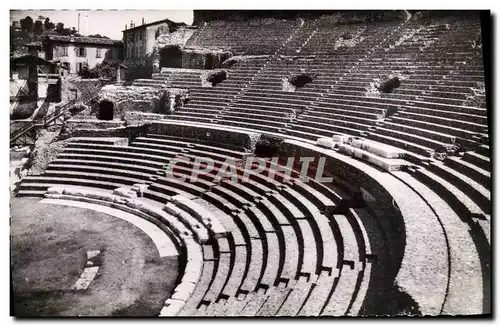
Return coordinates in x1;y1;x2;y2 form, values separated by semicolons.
149;14;490;223
17;134;383;316
158;14;487;162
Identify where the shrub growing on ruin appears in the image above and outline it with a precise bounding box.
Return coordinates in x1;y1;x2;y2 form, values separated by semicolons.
206;70;228;86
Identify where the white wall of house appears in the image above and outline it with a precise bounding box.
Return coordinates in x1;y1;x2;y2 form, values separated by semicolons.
52;44;120;74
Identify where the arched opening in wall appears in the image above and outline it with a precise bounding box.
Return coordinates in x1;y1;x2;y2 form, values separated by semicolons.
98;100;114;120
159;45;183;69
204;54;215;69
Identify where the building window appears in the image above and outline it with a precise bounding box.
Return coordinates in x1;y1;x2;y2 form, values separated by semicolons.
60;46;68;56
77;62;86;73
77;47;86;57
96;48;102;58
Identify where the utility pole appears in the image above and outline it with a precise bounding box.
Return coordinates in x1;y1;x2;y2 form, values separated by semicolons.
78;13;80;34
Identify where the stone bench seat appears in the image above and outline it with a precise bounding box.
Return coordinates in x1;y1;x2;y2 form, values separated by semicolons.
320;267;361;316
334;214;362;271
188;97;231;106
295;218;320;280
255;286;292;316
312;101;387;117
428;162;490;214
388;115;482;141
398;111;487;134
379;120;457;145
401;105;488;125
169;195;227;239
224;106;293;118
392;171;485;315
211;184;253;209
410;165;489;222
133;136;191;148
275;278;314;316
333;88;467;107
229;101;302;113
291;120;366;137
462;151;490;172
190;88;237;97
220;180;263;203
239;238;265;293
367;130;434;157
18;178;127;195
128;141;187;154
45;163;159;182
238;94;313;106
279;225;301;284
373;124;454;151
63;146;174;163
287;128;337;141
153;176;207;197
31;170;148;188
303;112;380;127
179;260;215;315
445;156;490;188
177;106;221;115
218;119;284;133
244;88;322;98
220;246;248;299
52;157;164;174
166;167;217;191
202;252;232;303
270;192;306;220
475;145;490;157
289;179;338;210
165;115;216;123
237;98;309;109
163;202;211;243
143;134;248;158
201;191;241;215
143;185;195;203
223;111;291;123
67;137;128;146
297;273;337;316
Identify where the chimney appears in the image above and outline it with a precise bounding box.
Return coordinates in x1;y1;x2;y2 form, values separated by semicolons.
125;24;127;30
130;20;134;28
142;17;145;25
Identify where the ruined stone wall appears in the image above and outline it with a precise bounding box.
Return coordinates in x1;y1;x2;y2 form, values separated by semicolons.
97;84;167;118
66;78;103;102
149;122;258;151
152;27;197;73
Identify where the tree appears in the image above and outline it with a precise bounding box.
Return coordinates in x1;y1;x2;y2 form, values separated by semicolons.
44;17;55;30
55;22;64;33
20;16;34;32
33;20;43;35
78;60;120;80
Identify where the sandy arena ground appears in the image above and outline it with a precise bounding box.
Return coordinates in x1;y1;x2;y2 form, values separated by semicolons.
10;197;179;317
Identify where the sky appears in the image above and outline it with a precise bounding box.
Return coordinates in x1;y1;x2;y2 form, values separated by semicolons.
10;10;194;40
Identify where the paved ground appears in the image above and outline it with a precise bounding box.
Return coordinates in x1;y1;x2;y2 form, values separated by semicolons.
10;197;179;317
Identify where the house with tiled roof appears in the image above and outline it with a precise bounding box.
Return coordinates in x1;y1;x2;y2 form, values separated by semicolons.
43;35;123;74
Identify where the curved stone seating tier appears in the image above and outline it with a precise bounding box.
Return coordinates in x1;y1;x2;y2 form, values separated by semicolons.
15;12;489;316
427;161;490;214
392;171;485;315
185;19;299;55
40;187;207;317
462;150;491;172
